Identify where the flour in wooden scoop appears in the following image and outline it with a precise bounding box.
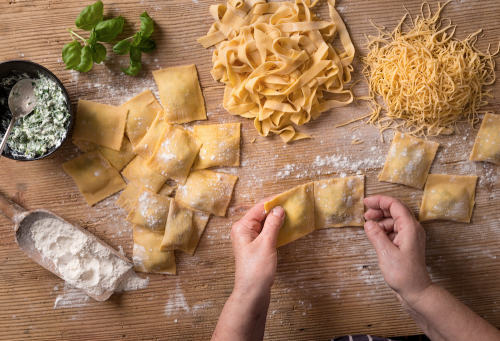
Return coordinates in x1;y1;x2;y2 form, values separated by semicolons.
31;217;146;296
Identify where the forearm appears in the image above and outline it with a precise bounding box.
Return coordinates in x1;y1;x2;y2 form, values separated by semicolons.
399;284;500;341
211;287;271;341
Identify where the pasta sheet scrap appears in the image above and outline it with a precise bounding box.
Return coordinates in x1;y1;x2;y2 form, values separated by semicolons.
198;0;355;142
419;174;477;223
133;225;176;275
470;112;500;166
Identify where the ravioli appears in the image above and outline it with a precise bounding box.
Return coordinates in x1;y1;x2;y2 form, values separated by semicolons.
126;189;171;231
175;170;238;216
379;132;439;189
419;174;478;223
158;183;174;196
133;225;176;275
193;123;241;169
120;90;163;148
73;99;128;151
186;211;211;256
146;124;203;184
133;114;168;160
314;176;365;229
116;182;141;213
73;136;136;171
264;183;315;248
122;156;168;193
470;112;500;166
62;150;126;206
152;65;207;124
160;200;194;253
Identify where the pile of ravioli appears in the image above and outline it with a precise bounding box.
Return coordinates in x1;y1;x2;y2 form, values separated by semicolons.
267;113;500;247
63;64;240;275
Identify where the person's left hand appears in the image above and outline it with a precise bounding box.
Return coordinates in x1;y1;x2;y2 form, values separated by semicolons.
230;199;285;296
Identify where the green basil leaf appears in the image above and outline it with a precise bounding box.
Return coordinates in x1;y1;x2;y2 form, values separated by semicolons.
139;12;154;38
121;58;141;76
130;46;142;61
87;29;98;45
137;38;156;53
91;43;107;63
113;40;131;55
95;15;124;42
131;32;142;47
76;45;93;72
75;1;103;31
62;40;82;70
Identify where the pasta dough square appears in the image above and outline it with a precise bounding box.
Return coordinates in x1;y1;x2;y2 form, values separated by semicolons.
160;200;194;253
62;150;126;206
470;113;500;166
133;225;176;275
152;65;207;124
122;156;168;193
120;90;163;148
175;170;238;217
146;124;203;184
126;189;171;231
116;183;141;213
264;183;315;248
186;211;211;256
73;99;128;151
379;132;439;189
419;174;478;223
314;176;365;229
73;137;136;171
193;123;241;169
133;114;168;160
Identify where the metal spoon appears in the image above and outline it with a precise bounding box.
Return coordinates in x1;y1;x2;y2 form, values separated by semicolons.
0;79;38;157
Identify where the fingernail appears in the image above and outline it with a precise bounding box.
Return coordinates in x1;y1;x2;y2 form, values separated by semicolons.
365;220;376;231
272;206;285;219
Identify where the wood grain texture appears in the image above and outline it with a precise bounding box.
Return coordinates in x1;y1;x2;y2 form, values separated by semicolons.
1;0;500;339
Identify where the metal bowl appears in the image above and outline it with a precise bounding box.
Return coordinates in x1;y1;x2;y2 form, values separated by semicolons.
0;60;73;161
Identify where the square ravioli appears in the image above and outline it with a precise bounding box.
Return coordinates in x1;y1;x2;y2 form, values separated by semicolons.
264;183;315;248
126;189;171;231
133;113;168;160
379;132;439;189
120;90;163;148
314;176;365;229
116;183;141;213
73;136;136;171
122;156;168;192
186;211;211;256
193;123;241;169
470;113;500;165
146;124;203;184
160;200;194;253
152;65;207;124
419;174;478;223
133;225;176;275
62;150;126;206
175;170;238;216
73;99;128;151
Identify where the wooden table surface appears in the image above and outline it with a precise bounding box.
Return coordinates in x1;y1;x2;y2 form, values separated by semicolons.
1;0;500;340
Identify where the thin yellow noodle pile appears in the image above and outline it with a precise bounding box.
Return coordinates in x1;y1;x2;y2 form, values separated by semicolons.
198;0;355;142
361;1;498;137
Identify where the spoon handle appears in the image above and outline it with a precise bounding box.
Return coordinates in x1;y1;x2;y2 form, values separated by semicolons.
0;192;26;223
0;118;17;158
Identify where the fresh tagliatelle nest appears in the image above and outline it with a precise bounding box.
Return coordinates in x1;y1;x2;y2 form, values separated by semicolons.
198;0;355;142
361;1;499;137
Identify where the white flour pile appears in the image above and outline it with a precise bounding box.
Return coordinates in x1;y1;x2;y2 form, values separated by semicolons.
31;217;147;296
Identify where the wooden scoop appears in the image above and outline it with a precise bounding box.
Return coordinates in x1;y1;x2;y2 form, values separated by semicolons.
0;194;132;301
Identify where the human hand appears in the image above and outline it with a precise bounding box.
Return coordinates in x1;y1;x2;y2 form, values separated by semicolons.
364;195;433;305
230;199;285;296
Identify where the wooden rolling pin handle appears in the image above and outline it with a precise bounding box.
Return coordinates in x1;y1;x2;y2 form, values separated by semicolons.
0;194;26;223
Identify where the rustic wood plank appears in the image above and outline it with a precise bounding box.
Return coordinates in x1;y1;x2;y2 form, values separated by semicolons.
1;0;500;340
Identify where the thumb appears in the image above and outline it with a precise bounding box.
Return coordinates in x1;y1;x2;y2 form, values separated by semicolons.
257;206;285;247
365;220;397;256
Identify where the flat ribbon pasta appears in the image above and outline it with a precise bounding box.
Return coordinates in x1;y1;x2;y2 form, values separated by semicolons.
199;0;355;142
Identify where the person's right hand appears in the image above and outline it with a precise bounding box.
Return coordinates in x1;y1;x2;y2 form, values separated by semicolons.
364;195;433;305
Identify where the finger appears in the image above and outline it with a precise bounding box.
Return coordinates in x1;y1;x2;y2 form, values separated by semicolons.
364;208;390;221
257;206;285;247
237;196;275;234
377;217;395;233
364;220;397;256
364;196;416;222
387;231;396;242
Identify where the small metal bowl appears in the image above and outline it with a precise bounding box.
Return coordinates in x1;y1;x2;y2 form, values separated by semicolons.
0;60;73;161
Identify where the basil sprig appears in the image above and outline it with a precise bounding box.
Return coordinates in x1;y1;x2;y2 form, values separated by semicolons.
62;1;156;76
